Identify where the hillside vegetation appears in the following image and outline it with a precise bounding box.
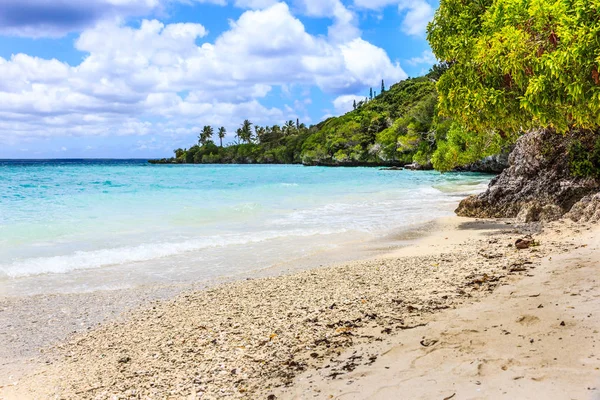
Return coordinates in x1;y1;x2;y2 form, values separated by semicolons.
150;67;476;169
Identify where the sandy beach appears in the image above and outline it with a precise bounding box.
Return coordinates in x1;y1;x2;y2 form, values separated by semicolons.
2;216;598;399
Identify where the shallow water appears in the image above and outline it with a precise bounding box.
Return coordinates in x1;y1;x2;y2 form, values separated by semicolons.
0;160;491;296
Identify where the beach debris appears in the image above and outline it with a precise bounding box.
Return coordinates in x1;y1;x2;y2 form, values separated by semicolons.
420;338;438;347
509;261;533;272
478;250;503;259
443;394;456;400
398;323;427;330
560;321;566;326
515;237;536;249
118;356;131;364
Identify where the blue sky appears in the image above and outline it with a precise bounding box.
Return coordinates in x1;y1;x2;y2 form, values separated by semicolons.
0;0;438;159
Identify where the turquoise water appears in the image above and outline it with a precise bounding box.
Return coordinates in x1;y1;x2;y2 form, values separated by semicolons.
0;160;491;296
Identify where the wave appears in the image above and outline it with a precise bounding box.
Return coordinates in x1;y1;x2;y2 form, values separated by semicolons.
0;228;348;279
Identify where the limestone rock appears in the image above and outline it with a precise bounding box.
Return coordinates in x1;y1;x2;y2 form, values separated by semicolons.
565;193;600;223
456;129;600;220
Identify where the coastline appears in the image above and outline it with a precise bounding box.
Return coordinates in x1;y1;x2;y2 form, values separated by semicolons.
3;216;597;399
0;218;438;387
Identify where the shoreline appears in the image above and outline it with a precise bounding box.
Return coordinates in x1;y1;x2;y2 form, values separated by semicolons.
4;216;594;399
0;218;441;387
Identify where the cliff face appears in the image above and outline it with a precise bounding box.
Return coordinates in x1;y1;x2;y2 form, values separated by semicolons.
456;129;600;222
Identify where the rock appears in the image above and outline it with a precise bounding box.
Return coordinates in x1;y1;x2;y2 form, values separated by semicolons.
516;202;542;223
456;129;600;220
379;166;404;171
565;193;600;223
457;151;512;174
405;162;433;171
515;238;535;250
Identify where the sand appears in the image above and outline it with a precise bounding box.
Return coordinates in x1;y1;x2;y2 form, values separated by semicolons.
1;217;598;399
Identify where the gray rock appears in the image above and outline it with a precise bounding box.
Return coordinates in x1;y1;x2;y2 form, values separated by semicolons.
456;129;600;220
458;152;512;174
565;193;600;223
405;162;433;171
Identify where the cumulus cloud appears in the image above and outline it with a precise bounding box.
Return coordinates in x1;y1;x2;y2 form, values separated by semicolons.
0;3;407;143
295;0;360;42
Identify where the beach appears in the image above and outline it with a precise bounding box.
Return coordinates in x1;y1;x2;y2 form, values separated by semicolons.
2;216;598;399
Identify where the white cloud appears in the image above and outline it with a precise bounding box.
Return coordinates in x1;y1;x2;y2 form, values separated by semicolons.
407;49;436;66
233;0;278;8
397;0;434;37
296;0;360;42
333;94;363;114
0;3;407;144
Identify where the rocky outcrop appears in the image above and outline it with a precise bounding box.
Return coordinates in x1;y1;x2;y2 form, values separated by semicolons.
457;152;511;174
456;129;600;221
565;193;600;223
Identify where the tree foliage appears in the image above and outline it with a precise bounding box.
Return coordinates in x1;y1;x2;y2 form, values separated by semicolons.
427;0;600;170
428;0;600;133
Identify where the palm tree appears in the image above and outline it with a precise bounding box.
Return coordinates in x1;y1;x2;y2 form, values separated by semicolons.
283;120;295;136
235;128;243;145
255;126;266;143
199;126;214;146
218;127;226;147
239;120;253;143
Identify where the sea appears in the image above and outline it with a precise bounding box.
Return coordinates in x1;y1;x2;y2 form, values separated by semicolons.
0;160;491;296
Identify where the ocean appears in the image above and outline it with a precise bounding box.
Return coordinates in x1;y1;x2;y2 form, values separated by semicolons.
0;160;490;296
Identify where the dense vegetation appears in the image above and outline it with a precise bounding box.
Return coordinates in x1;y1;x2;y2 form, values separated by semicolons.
427;0;600;172
150;69;455;168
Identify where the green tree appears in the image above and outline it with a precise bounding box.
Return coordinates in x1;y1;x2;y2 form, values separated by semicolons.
353;99;357;110
218;127;226;147
428;0;600;136
369;87;373;100
239;120;253;143
199;126;214;146
174;148;185;159
381;79;385;93
255;125;266;143
283;120;296;136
